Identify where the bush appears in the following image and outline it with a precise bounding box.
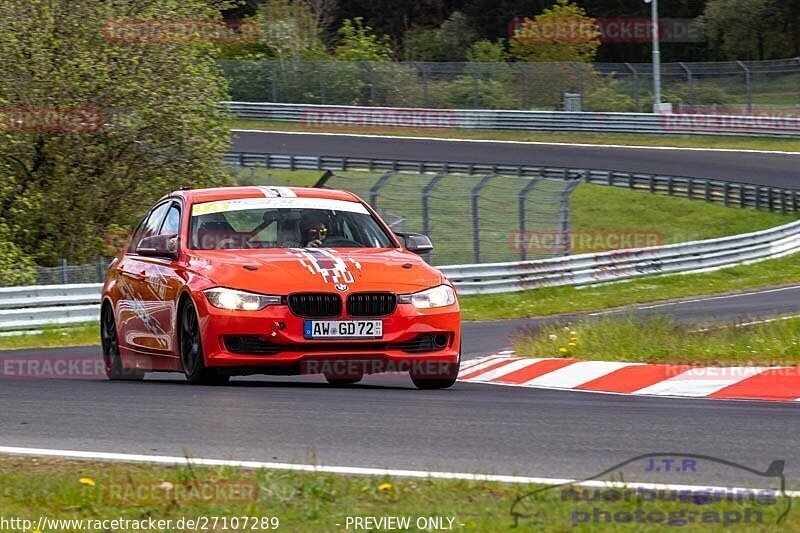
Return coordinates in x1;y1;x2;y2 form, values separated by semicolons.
583;80;636;112
0;224;35;287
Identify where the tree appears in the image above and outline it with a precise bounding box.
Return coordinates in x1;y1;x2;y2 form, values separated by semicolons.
258;0;329;60
404;11;479;62
335;18;392;61
509;0;601;63
0;0;232;265
467;39;508;63
702;0;785;60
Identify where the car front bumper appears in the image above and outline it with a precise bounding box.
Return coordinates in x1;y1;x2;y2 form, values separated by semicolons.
194;295;461;375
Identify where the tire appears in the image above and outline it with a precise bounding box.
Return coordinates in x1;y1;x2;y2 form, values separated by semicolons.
101;303;144;381
179;298;229;386
410;351;461;390
325;374;363;386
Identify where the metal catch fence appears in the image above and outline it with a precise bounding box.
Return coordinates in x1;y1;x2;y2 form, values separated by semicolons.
220;58;800;113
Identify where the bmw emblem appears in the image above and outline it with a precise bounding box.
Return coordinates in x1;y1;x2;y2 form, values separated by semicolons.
335;284;349;292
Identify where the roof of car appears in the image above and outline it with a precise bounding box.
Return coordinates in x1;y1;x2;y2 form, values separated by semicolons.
169;186;361;204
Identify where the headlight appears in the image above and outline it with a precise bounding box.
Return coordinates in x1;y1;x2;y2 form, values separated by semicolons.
398;285;456;309
204;288;281;311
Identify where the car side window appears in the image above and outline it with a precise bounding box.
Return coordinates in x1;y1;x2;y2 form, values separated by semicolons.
130;202;171;252
159;203;181;236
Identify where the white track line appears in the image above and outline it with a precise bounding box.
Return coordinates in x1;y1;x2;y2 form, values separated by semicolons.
1;446;797;496
232;129;800;155
590;284;800;315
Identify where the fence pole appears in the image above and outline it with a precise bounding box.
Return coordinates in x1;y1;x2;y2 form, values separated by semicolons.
415;62;430;107
518;175;541;261
517;63;530;109
316;62;326;104
559;174;582;256
471;66;480;108
679;62;694;106
362;61;376;106
96;256;105;283
60;258;68;285
369;171;395;208
625;63;639;112
472;174;496;263
267;60;278;102
737;60;753;114
421;173;445;264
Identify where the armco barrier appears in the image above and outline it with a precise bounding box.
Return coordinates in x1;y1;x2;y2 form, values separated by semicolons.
223;102;800;137
224;152;800;213
2;220;800;330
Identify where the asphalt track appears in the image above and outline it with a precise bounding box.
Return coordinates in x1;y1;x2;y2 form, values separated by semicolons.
2;133;800;490
231;130;800;188
2;286;800;487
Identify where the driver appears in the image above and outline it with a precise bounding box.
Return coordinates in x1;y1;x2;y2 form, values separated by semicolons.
300;216;328;248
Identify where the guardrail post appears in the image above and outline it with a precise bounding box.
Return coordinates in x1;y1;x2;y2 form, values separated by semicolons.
415;62;430;107
518;175;541;261
781;190;788;215
625;63;640;112
768;188;775;212
369;171;395;208
755;186;762;210
649;174;656;194
472;174;496;263
740;185;747;209
737;61;753;114
723;182;730;207
704;180;710;203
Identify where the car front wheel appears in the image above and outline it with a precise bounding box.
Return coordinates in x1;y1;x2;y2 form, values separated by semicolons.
410;355;460;390
180;298;229;386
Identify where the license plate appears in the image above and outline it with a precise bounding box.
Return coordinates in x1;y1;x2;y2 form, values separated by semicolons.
304;320;383;339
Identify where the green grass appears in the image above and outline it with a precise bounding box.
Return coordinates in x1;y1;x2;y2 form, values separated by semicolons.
1;456;795;531
0;322;98;351
459;253;800;321
228;118;800;152
515;315;800;366
570;184;795;245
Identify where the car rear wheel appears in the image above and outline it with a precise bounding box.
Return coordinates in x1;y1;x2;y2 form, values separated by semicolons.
180;298;229;386
101;304;144;381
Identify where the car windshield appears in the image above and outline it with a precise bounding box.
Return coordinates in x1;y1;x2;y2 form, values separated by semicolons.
189;197;395;250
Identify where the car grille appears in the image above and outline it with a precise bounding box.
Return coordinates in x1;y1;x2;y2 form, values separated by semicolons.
347;293;397;317
224;333;451;355
288;293;342;318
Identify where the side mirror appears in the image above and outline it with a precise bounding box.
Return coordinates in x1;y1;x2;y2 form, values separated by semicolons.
396;232;433;254
137;234;179;259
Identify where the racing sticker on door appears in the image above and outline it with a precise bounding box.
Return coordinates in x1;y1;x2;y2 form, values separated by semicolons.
290;248;362;284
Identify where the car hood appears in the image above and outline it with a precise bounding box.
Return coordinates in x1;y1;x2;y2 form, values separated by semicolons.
188;248;444;294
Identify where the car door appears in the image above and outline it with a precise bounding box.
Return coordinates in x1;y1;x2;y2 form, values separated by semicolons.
116;201;171;356
138;201;185;359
